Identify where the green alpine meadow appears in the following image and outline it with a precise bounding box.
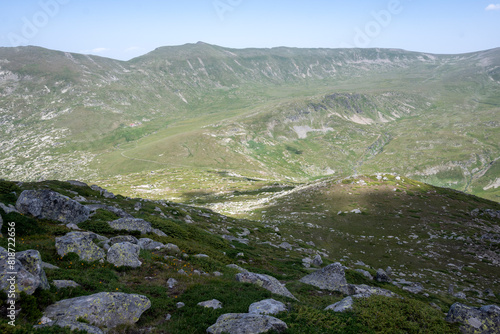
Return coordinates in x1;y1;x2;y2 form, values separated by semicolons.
0;43;499;333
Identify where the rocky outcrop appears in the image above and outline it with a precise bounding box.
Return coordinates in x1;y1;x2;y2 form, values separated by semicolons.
249;299;287;315
35;319;104;334
0;248;49;295
299;263;351;294
108;218;153;234
55;232;106;262
16;190;90;224
207;313;288;334
235;272;297;300
42;292;151;329
197;299;223;309
446;303;500;333
107;242;141;267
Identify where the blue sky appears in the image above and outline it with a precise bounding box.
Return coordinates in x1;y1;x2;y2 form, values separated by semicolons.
0;0;499;60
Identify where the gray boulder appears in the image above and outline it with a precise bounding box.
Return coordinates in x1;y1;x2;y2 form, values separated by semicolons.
279;242;292;250
138;238;165;250
42;292;151;329
107;242;141;267
355;269;373;280
299;263;351;294
16;190;90;224
325;297;354;312
16;250;49;290
226;264;248;273
198;299;223;310
376;268;392;283
0;249;49;296
55;232;105;262
207;313;288;334
249;299;287;315
52;280;80;289
109;235;139;245
34;320;104;334
235;272;297;300
312;254;323;266
108;218;152;234
446;303;500;333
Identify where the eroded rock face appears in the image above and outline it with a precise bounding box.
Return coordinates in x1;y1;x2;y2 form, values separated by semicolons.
206;313;288;334
446;303;500;334
55;232;106;262
249;299;287;315
235;272;297;300
299;263;351;294
108;218;152;234
107;242;141;268
16;190;90;224
42;292;151;329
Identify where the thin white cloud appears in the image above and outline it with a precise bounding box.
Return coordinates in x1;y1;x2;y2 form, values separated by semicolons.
485;4;500;11
125;46;143;52
80;48;110;54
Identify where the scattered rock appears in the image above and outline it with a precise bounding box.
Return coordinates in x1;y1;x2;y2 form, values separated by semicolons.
299;263;350;294
194;254;209;258
167;278;177;289
165;314;172;321
16;190;90;224
206;313;288;334
108;218;152;234
165;243;181;253
375;268;392;283
454;292;467;300
249;299;287;315
34;320;104;334
312;254;323;266
152;228;168;237
325;297;354;312
0;248;49;295
138;238;165;250
226;264;247;273
55;232;106;262
355;269;373;280
279;242;292;250
198;299;223;310
0;202;18;214
42;292;151;329
302;257;313;268
446;303;500;333
107;242;141;267
351;284;400;298
177;302;185;309
213;271;223;277
235;272;297;300
109;235;139;246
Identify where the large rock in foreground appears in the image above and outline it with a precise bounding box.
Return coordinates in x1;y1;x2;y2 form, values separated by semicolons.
207;313;288;334
42;292;151;329
235;272;297;300
55;232;106;262
299;263;351;294
16;190;90;224
446;303;500;333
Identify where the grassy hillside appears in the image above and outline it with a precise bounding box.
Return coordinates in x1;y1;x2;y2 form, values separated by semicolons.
2;177;499;333
0;44;499;201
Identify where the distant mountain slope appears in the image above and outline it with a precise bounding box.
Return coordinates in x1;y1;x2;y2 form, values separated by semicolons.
0;44;499;201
